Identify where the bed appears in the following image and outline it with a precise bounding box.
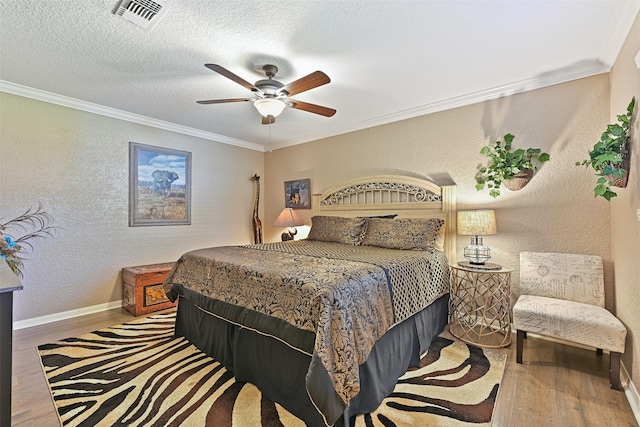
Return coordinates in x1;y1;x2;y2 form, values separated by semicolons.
163;175;457;426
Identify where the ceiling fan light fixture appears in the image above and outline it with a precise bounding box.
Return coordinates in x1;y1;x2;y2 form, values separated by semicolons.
254;98;286;118
199;64;335;123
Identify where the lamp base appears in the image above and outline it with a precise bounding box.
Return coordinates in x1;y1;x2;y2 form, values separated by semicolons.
463;236;492;265
281;227;297;242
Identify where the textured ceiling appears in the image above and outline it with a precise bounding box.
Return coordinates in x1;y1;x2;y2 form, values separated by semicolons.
1;1;639;151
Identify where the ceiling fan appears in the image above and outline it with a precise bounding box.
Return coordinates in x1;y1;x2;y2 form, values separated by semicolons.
197;64;336;124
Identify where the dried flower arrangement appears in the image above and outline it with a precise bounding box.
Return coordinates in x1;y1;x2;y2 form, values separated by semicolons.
0;205;57;278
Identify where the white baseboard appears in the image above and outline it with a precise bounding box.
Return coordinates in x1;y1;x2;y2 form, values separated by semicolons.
13;300;122;330
622;361;640;425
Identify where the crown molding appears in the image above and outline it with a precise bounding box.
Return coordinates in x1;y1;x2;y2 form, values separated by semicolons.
598;1;640;67
2;57;610;153
0;80;264;152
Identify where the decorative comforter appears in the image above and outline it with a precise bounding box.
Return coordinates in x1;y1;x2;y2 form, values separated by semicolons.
163;240;449;425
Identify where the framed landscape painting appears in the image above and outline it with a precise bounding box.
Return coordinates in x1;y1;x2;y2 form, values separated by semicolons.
129;142;192;226
284;179;311;209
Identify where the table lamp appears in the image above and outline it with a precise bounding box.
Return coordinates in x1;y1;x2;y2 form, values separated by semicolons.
457;210;498;267
273;208;304;241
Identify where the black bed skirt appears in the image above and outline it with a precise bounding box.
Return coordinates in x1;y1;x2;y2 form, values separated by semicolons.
174;293;449;427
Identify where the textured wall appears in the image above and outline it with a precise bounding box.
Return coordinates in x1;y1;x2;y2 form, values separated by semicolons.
0;93;263;321
610;11;640;388
264;75;612;309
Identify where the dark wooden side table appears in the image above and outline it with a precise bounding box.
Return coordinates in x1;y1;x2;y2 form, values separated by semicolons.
122;262;177;316
0;264;22;426
449;263;512;348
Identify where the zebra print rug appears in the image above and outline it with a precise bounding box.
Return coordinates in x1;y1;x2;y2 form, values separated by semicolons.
38;312;506;427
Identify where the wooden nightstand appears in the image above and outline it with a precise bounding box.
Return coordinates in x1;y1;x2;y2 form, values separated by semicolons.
122;262;177;316
449;263;513;348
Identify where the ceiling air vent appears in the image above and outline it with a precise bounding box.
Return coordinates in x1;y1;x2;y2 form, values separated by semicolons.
114;0;168;29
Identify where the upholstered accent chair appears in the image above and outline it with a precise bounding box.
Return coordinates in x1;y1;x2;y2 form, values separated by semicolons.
513;252;627;390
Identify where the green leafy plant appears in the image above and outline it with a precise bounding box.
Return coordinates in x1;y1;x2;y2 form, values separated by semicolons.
576;96;636;201
475;133;551;198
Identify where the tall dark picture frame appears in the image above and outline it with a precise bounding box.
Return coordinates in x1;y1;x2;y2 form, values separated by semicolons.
284;179;311;209
129;142;192;226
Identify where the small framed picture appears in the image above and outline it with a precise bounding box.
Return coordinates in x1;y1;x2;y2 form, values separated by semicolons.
284;179;311;209
129;142;192;226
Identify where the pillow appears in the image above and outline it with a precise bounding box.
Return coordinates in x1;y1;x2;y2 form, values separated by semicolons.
307;216;367;245
358;214;398;219
433;219;446;252
361;217;445;250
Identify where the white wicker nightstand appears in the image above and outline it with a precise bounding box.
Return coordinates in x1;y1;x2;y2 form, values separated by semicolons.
448;263;513;348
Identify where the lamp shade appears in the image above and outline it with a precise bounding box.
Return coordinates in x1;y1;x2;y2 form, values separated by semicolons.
457;210;497;236
273;208;304;227
254;98;286;118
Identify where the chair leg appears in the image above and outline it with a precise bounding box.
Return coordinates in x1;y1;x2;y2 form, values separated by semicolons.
516;330;525;364
610;352;621;390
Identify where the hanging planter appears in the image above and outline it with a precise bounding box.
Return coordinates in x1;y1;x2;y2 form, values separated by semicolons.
576;97;635;200
502;168;534;191
475;133;551;198
607;137;631;189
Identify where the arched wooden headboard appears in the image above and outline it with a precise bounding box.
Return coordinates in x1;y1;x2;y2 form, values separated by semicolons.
312;175;457;262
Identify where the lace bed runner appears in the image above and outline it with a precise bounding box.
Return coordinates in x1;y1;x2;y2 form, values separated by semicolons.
244;240;449;325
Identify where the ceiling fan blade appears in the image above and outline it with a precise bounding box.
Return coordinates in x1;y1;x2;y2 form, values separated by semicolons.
278;71;330;97
196;98;253;104
204;64;259;92
288;99;336;117
262;115;276;125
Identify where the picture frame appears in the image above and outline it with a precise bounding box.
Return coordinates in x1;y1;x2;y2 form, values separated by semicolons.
129;142;192;226
284;179;311;209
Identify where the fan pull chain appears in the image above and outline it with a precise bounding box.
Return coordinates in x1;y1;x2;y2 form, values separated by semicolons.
267;116;273;152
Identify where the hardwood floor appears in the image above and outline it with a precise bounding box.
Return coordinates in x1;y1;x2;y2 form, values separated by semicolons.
10;307;158;427
440;329;638;427
10;308;638;426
